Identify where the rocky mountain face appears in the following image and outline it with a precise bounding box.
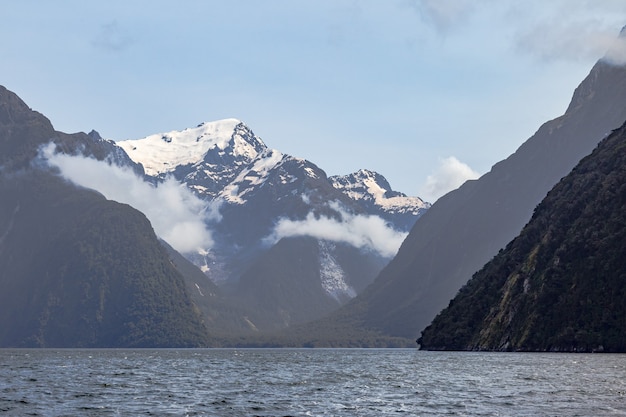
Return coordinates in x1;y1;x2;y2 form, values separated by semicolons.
0;85;428;343
329;169;429;231
0;86;210;347
419;121;626;352
116;120;428;333
297;56;626;344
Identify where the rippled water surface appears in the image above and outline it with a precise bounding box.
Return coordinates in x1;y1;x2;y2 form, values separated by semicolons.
1;348;625;416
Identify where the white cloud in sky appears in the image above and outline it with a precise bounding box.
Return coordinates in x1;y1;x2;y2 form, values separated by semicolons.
410;0;477;34
411;0;626;64
263;202;407;258
420;156;480;202
605;35;626;66
516;21;626;65
91;20;133;52
4;1;626;200
505;1;626;64
41;144;216;254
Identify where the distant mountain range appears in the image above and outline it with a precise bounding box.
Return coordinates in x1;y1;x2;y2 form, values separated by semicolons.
0;86;428;345
285;47;626;346
3;29;626;349
419;119;626;352
113;118;428;333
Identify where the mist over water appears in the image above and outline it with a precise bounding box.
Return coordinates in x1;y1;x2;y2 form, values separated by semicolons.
1;349;625;416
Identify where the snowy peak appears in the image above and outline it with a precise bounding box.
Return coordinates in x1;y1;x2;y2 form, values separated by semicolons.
330;169;430;218
117;118;266;176
218;148;287;204
332;169;395;198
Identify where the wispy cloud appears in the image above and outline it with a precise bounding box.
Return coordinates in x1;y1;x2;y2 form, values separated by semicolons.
263;201;407;258
516;21;626;65
420;156;480;202
408;0;478;34
503;1;626;64
605;34;626;65
408;0;626;64
41;144;216;254
92;20;133;52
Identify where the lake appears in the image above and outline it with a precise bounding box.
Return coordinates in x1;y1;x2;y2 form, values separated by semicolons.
1;348;625;416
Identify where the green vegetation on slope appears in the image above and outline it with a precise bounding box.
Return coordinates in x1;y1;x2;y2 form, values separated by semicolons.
419;122;626;352
0;172;210;347
0;85;210;347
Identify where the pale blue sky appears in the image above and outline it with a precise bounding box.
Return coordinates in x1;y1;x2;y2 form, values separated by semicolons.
3;1;626;201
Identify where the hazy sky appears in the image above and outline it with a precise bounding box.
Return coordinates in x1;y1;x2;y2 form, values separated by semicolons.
3;1;626;201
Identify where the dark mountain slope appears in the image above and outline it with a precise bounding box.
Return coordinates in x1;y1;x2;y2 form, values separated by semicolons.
0;86;210;347
117;119;427;333
0;172;210;347
324;58;626;341
229;237;391;331
419;121;626;352
0;86;55;168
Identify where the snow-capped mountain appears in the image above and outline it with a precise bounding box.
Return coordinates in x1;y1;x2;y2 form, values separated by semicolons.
114;118;429;332
330;169;430;231
118;118;266;198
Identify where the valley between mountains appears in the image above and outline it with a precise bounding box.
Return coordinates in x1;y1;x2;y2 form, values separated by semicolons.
0;87;428;346
2;30;626;349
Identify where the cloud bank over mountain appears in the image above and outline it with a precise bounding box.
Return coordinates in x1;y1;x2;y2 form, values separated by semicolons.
41;144;216;254
264;202;407;258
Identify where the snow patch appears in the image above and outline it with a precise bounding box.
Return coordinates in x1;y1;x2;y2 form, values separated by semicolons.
319;241;356;301
304;167;318;179
194;283;205;297
218;149;285;204
331;169;430;214
117;118;264;176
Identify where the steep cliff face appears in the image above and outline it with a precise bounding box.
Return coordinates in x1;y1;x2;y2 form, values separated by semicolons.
419;121;626;352
0;86;209;347
331;58;626;340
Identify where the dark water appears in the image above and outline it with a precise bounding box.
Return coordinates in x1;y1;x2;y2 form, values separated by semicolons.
1;349;625;416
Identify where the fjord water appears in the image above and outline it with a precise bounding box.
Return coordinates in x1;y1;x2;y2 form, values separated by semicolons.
1;349;624;416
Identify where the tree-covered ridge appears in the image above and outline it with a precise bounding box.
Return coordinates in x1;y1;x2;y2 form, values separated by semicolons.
419;122;626;352
0;172;210;347
0;86;210;347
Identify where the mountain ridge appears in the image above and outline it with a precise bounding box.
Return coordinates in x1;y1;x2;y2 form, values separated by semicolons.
0;86;211;347
107;116;428;333
418;120;626;352
364;58;626;338
286;53;626;345
3;88;426;339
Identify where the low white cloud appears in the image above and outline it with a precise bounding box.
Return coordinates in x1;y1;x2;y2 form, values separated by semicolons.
601;33;626;66
41;144;216;254
516;21;626;64
263;202;407;258
420;156;480;202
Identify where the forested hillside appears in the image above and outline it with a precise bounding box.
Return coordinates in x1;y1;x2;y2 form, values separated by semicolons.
419;122;626;352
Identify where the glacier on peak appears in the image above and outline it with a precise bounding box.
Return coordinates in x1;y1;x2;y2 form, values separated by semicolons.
117;118;266;176
110;117;427;259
